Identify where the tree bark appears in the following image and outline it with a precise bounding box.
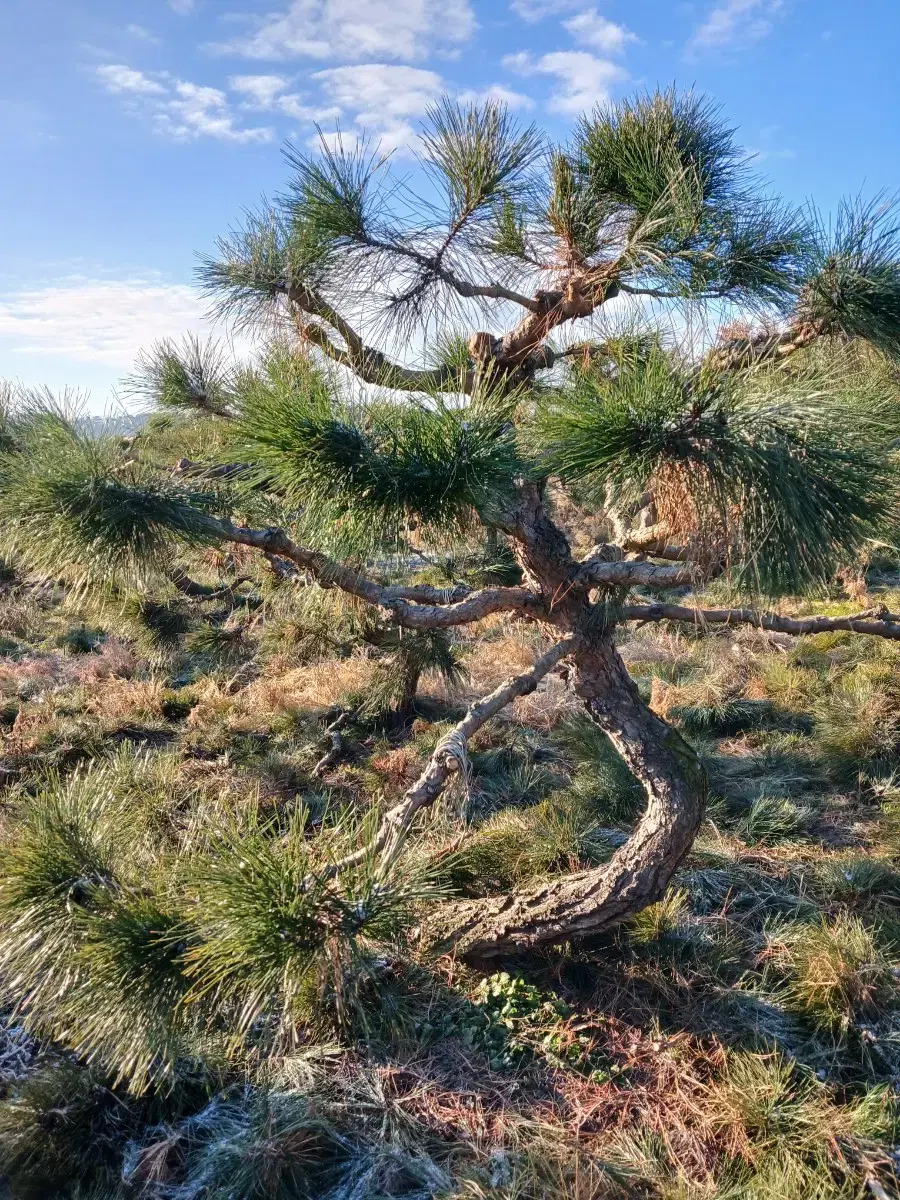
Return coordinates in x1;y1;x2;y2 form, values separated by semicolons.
427;633;705;959
398;663;422;715
622;601;900;641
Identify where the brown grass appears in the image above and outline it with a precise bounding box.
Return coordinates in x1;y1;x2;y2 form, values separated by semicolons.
0;639;136;700
184;653;378;730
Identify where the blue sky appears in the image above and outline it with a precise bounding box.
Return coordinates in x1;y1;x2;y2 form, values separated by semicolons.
1;0;897;410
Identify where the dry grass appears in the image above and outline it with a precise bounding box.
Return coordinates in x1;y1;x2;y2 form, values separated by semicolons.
81;678;171;722
0;638;136;699
461;632;539;694
762;914;899;1029
2;575;900;1199
185;652;378;727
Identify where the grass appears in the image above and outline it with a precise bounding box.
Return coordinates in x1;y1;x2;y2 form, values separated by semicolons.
0;571;900;1198
734;793;814;844
764;914;898;1030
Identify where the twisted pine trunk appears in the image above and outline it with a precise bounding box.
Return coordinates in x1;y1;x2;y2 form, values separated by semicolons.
429;633;705;960
223;482;707;958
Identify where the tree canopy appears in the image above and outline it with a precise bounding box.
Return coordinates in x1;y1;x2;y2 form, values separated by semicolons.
2;89;900;963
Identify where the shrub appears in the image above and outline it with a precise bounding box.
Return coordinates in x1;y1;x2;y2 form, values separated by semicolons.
815;666;900;780
736;794;813;845
553;713;644;823
764;915;898;1029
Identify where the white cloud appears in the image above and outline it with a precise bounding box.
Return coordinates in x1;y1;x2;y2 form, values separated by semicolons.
96;65;273;143
229;73;290;109
210;0;475;63
312;64;444;149
563;10;637;54
96;64;166;95
278;94;342;122
0;279;210;369
689;0;784;52
509;0;582;23
168;0;195;13
505;50;627;116
0;278;260;410
229;73;341;123
125;23;161;44
456;84;534;110
306;70;531;154
161;81;275;142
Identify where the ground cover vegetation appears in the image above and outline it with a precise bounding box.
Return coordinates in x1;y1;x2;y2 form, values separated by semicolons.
1;89;900;1196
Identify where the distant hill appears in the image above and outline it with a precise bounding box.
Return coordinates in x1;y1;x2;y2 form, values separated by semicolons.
76;411;153;437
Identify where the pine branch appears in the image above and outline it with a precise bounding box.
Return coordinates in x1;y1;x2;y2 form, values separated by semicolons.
314;711;350;777
318;635;580;879
168;567;254;600
284;281;473;393
538;343;892;596
208;518;543;627
575;557;697;588
619;283;687;300
293;313;470;393
464;268;623;377
702;318;827;375
619;524;694;561
171;458;249;478
432;272;543;311
622;540;693;562
701;196;900;374
622;602;900;641
318;229;543;311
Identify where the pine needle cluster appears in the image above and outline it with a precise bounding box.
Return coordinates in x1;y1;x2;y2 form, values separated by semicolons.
0;403;222;588
535;343;896;594
231;350;521;552
0;766;445;1092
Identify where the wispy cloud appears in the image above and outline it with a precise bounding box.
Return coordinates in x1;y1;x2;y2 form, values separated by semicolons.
229;74;289;109
96;65;273;143
504;50;627;116
97;64;166;96
209;0;475;64
0;278;210;369
509;0;583;24
311;64;445;152
125;24;161;45
689;0;785;53
229;73;341;123
562;10;637;55
168;0;195;13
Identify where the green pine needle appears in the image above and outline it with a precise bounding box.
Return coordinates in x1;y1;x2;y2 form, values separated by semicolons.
0;769;195;1091
355;628;467;719
420;97;544;228
198;205;334;330
232;352;520;551
0;405;222;586
184;808;450;1040
576;90;808;307
801;194;900;356
577;89;740;218
284;129;388;247
535;344;895;595
123;334;237;417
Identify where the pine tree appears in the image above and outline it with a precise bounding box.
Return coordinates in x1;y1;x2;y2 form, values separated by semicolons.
3;90;900;959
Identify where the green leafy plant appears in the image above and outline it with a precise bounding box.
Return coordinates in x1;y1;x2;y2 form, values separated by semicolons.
447;972;612;1079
